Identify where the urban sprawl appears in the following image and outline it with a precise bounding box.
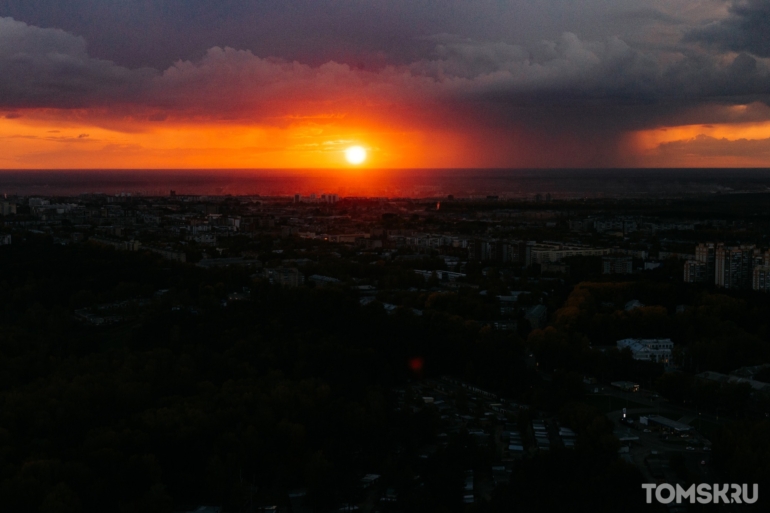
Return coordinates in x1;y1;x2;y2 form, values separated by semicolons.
1;190;769;511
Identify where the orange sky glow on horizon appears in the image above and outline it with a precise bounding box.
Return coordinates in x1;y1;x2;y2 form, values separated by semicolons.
4;106;770;170
0;109;478;170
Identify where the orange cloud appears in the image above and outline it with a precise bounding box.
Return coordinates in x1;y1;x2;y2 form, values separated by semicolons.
628;118;770;167
632;120;770;151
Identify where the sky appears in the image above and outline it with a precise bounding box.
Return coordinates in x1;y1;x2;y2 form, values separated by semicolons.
1;0;770;169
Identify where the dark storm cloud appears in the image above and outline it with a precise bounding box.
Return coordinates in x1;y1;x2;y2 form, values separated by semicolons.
0;17;154;108
0;0;714;69
0;0;451;68
414;34;770;108
686;0;770;57
3;12;770;128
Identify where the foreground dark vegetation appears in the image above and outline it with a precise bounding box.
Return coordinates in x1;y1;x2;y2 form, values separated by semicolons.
0;236;768;512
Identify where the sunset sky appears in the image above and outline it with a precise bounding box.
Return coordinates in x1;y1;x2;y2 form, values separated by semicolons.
2;0;770;168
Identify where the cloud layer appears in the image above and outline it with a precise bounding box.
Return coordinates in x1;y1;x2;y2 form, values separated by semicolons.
0;0;713;69
2;0;770;167
4;15;769;123
0;17;153;108
687;0;770;57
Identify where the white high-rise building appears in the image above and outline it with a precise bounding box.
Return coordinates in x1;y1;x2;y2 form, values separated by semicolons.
617;338;674;368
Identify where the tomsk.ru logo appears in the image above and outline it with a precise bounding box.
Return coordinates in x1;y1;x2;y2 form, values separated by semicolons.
642;483;759;504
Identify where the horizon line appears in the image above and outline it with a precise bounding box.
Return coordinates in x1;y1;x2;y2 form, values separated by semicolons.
2;167;770;172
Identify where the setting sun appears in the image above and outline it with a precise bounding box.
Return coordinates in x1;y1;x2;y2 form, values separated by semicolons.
345;145;367;165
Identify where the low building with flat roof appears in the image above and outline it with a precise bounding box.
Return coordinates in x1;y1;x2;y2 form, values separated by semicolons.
308;274;341;287
614;426;640;442
611;381;639;392
645;414;692;432
197;257;261;268
697;371;770;393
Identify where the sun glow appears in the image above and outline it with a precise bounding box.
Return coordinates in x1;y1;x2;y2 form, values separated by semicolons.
0;111;472;169
345;145;367;165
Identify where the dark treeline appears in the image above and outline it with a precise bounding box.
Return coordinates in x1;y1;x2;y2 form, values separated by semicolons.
435;191;770;220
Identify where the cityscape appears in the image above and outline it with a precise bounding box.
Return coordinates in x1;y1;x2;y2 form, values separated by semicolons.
3;0;770;511
1;182;770;511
